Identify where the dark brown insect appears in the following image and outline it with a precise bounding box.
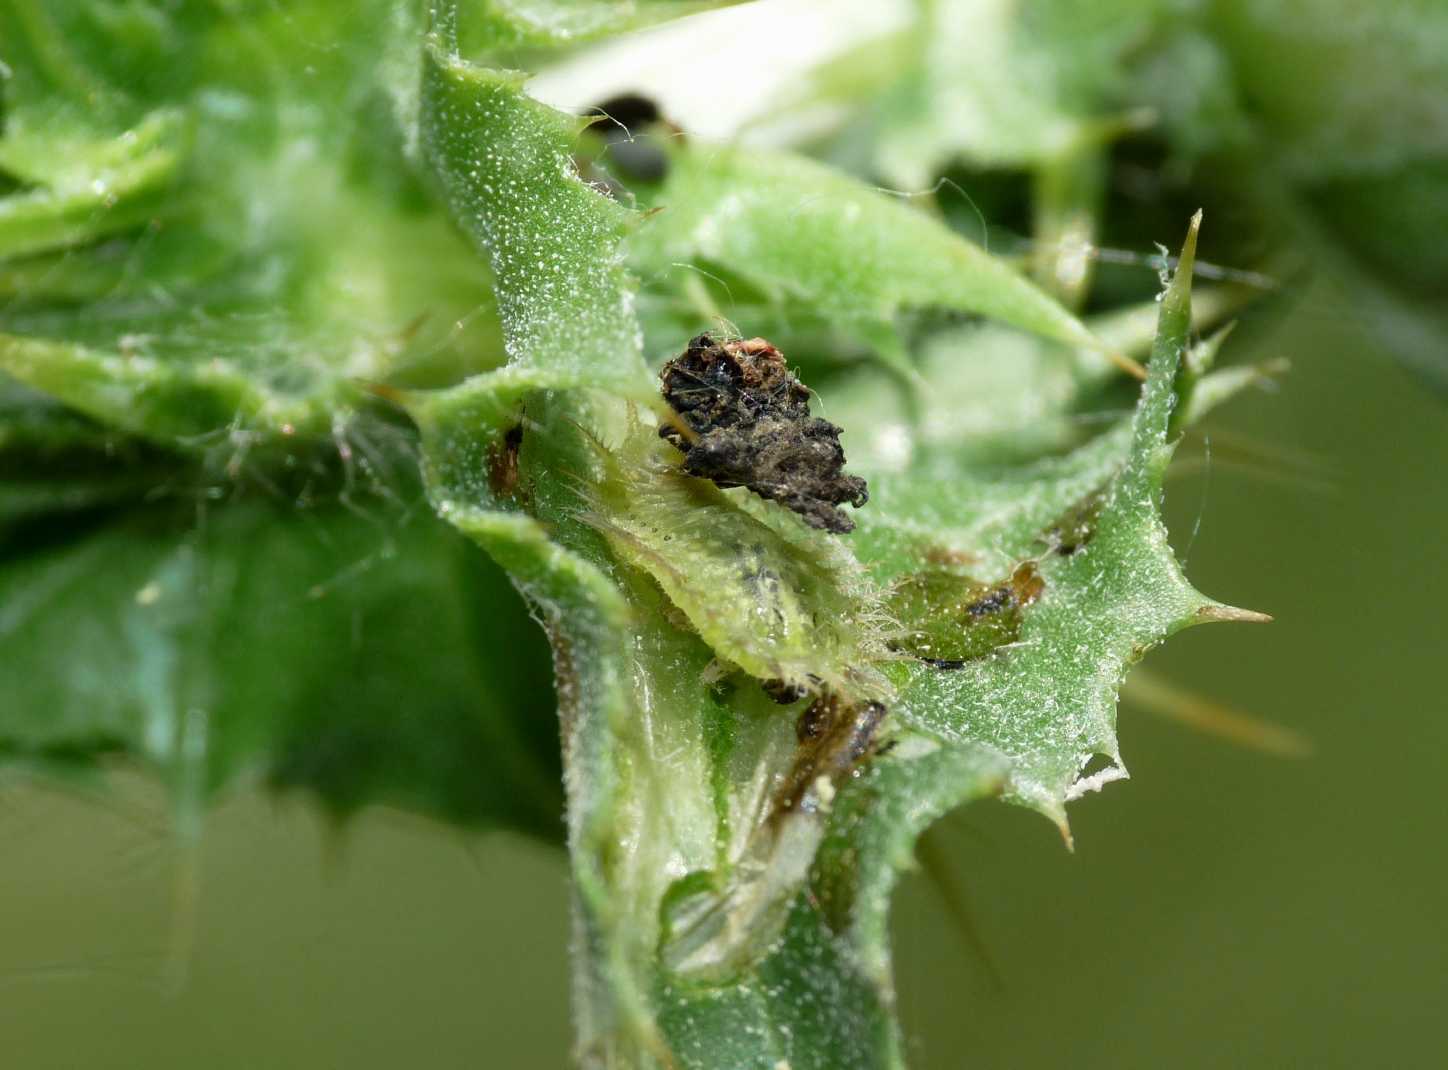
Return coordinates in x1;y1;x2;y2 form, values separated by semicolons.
775;691;889;818
658;333;868;534
487;422;524;499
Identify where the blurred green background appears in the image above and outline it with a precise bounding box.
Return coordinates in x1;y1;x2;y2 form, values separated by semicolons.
3;273;1444;1067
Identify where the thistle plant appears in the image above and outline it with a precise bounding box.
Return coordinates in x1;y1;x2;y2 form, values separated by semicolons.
4;2;1445;1068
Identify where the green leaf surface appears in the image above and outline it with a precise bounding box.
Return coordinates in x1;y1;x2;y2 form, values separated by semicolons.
0;380;182;526
420;38;649;398
826;284;1250;472
879;258;1210;821
630;143;1120;377
0;498;560;835
655;744;1004;1070
630;218;1246;1066
0;109;185;259
456;0;743;50
590;429;888;696
0;332;336;443
413;32;684;1061
0;0;505;459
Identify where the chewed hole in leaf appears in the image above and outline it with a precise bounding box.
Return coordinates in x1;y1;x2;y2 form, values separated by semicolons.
1065;752;1130;801
886;561;1046;666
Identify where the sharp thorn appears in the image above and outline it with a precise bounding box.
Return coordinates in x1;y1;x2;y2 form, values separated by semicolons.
1196;603;1273;624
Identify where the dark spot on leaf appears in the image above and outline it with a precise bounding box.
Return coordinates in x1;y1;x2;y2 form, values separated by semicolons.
1047;490;1105;555
889;561;1045;667
965;585;1014;617
658;333;868;533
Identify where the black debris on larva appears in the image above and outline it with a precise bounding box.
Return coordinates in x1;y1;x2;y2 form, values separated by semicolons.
658;333;869;534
